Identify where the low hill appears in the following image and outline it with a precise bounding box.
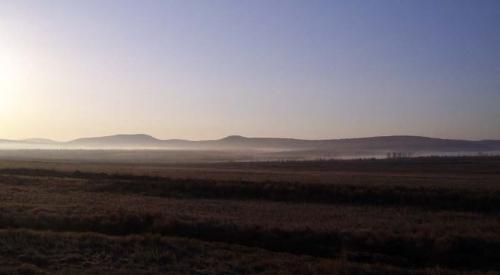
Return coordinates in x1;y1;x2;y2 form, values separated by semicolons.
1;134;499;158
68;134;162;148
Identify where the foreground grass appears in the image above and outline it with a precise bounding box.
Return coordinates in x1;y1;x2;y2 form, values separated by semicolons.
0;229;483;275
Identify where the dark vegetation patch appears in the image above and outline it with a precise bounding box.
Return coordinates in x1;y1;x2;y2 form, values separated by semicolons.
158;156;500;175
1;168;500;213
0;229;489;275
0;229;340;275
0;209;498;271
92;178;500;213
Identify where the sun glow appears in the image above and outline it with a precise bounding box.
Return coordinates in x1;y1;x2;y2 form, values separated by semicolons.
0;52;21;113
0;42;36;115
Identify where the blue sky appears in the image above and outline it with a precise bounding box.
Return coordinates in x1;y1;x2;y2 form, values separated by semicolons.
1;0;499;140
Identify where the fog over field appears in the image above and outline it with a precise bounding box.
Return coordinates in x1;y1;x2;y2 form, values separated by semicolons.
1;134;499;162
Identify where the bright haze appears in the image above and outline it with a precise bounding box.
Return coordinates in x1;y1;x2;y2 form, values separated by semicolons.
1;0;500;141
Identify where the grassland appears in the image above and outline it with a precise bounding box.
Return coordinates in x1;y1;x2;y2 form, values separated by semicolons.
0;156;499;274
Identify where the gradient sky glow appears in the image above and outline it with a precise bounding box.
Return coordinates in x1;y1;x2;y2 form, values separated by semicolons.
1;0;500;141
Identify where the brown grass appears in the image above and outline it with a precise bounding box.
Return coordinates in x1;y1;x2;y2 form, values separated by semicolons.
0;156;499;274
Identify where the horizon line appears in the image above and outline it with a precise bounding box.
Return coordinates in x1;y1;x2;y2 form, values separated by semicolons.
2;133;499;143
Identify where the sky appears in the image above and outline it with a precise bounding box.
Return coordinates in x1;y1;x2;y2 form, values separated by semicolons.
1;0;499;141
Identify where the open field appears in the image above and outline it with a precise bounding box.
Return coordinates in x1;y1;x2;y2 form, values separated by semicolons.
0;156;499;274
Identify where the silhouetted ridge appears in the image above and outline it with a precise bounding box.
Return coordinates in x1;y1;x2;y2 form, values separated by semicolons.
219;135;247;141
1;134;500;153
68;134;161;147
22;138;58;144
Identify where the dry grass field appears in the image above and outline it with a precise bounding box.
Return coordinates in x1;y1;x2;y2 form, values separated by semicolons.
0;156;499;274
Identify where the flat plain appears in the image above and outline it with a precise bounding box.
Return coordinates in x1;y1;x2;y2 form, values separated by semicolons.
0;156;499;274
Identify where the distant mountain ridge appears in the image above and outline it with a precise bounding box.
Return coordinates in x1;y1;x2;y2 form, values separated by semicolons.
68;134;161;147
21;138;58;144
1;134;500;155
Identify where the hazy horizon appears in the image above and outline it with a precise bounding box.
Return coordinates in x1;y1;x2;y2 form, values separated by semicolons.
2;0;500;141
2;132;500;143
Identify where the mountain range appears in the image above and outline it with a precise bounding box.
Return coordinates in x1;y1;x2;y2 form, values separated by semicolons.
1;134;500;156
